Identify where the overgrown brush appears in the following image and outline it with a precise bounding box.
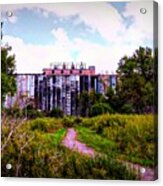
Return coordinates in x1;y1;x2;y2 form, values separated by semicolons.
80;114;157;167
30;117;63;132
2;116;136;179
63;116;83;128
1;114;157;178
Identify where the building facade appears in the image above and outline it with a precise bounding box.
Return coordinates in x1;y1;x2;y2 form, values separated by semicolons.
5;63;117;115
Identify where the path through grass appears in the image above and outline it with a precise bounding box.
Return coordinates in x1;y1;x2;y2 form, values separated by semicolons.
75;126;117;156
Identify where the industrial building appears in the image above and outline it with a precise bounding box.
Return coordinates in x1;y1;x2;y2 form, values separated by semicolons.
5;62;117;115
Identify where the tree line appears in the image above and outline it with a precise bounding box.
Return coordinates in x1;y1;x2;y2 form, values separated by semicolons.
78;46;157;116
1;21;157;116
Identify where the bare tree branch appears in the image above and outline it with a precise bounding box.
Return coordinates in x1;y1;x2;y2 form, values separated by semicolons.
1;118;25;151
15;135;34;177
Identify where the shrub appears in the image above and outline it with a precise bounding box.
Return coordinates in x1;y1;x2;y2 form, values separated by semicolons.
58;152;136;180
1;114;156;178
120;103;134;114
80;114;156;166
5;107;23;118
74;116;83;125
30;118;48;132
89;103;113;117
22;108;45;119
63;116;75;128
48;108;64;118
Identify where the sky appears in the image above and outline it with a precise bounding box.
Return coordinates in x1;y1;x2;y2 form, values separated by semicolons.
1;1;154;73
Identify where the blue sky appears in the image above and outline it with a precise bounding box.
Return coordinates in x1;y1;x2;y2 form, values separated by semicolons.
1;1;153;73
3;3;121;46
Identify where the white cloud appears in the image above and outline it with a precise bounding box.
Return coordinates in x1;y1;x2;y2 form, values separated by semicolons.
43;2;125;42
3;34;73;73
51;28;70;45
1;2;154;74
1;2;125;42
1;2;154;44
122;1;153;42
3;26;148;74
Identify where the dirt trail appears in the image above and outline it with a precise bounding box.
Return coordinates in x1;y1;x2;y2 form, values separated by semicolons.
62;128;95;157
62;128;157;181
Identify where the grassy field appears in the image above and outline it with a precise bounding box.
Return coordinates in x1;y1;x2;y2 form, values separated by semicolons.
1;114;157;179
76;114;157;167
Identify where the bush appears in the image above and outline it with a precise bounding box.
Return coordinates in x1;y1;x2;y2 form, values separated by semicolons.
89;103;113;117
58;152;136;180
74;117;83;125
120;103;134;114
1;114;155;178
22;108;45;119
5;107;23;118
30;118;48;132
48;108;64;118
63;116;75;128
80;114;156;166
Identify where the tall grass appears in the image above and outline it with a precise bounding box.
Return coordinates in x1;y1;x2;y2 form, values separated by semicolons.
1;114;156;178
80;114;157;167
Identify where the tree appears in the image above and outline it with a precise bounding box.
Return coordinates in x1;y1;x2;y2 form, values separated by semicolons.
116;47;154;113
89;103;113;117
1;47;17;104
78;90;105;117
105;87;119;112
78;91;90;117
48;107;64;118
1;23;17;105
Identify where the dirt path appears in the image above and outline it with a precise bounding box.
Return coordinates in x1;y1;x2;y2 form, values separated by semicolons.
62;128;95;157
62;128;157;181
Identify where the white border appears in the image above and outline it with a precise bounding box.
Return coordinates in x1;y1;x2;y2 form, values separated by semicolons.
0;0;162;186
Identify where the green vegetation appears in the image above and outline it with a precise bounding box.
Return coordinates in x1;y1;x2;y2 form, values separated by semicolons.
1;22;16;105
1;46;16;105
110;47;155;114
80;114;157;167
44;128;66;146
1;114;156;179
89;103;114;117
76;47;156;115
76;126;117;155
1;44;157;179
47;107;64;118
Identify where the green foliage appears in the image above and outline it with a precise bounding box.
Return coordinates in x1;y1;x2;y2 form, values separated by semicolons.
76;126;117;154
1;116;136;179
4;107;45;119
48;107;64;118
78;91;90;117
78;90;105;117
1;46;16;105
89;103;113;117
63;116;75;128
105;87;120;112
120;103;133;114
43;128;66;146
23;107;45;119
116;47;154;113
81;114;157;167
30;118;64;132
62;116;83;128
73;116;83;124
58;152;136;180
4;107;23;118
31;118;49;132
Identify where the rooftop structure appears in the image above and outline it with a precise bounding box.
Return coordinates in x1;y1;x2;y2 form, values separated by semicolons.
5;62;117;115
